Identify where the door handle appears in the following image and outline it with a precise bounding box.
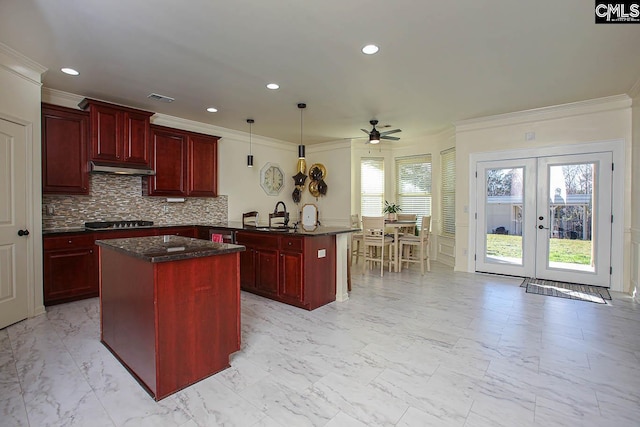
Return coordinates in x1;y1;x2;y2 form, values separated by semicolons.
538;225;548;230
18;229;30;237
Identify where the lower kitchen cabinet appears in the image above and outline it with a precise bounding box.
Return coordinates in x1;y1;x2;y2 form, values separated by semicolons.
236;231;336;310
43;226;200;305
43;234;97;305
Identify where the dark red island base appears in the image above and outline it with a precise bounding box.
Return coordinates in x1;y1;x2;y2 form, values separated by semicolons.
97;235;244;400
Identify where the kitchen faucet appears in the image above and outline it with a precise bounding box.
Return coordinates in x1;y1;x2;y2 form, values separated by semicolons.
271;201;289;227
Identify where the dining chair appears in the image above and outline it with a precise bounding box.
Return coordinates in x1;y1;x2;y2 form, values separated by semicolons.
398;216;431;274
396;213;417;236
362;216;394;277
350;214;364;265
396;213;417;262
242;211;259;226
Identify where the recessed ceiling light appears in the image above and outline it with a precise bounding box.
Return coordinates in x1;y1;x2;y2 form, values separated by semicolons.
361;44;379;55
61;67;79;76
266;83;280;90
206;107;218;113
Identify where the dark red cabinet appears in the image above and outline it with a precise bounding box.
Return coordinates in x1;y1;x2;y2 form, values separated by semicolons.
187;133;218;197
236;231;335;310
148;125;187;196
43;234;97;305
43;226;199;305
147;125;218;197
41;103;89;195
79;98;153;167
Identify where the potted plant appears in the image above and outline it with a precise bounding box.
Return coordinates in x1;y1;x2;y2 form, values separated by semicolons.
383;201;402;221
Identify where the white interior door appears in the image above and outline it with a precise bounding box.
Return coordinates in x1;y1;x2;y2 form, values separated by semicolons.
0;118;29;329
476;152;612;287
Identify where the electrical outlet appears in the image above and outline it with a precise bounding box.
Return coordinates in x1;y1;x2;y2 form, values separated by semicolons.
46;205;55;216
163;205;169;214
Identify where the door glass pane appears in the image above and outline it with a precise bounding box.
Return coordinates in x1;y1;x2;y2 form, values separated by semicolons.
485;167;524;265
547;163;595;272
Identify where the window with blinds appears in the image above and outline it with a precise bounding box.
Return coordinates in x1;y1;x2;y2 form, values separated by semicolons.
395;155;431;228
361;158;385;216
441;147;456;236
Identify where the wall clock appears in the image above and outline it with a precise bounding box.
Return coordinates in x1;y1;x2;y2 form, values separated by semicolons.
260;162;285;195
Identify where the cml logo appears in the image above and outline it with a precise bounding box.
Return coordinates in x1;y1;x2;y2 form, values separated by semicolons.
595;1;640;23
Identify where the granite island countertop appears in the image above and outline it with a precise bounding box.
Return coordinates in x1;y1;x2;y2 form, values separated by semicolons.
96;235;245;263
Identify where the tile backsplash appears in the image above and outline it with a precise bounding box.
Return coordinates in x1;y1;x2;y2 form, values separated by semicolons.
42;174;228;229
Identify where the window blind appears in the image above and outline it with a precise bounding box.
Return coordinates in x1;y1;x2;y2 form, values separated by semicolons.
441;147;456;236
361;158;385;216
395;155;431;227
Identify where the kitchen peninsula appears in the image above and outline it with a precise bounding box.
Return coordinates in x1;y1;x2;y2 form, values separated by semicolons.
96;235;244;400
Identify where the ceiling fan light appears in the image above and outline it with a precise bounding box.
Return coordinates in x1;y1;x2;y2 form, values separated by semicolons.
369;129;380;144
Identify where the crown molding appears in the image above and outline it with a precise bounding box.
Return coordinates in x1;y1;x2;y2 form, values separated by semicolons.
0;42;46;85
152;113;294;150
42;87;84;108
455;94;632;133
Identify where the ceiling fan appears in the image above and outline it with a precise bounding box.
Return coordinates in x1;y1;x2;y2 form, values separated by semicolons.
361;120;401;144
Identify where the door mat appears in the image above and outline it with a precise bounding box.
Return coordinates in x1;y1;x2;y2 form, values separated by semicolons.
521;277;611;304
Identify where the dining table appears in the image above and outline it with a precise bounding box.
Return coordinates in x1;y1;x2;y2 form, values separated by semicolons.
384;219;416;272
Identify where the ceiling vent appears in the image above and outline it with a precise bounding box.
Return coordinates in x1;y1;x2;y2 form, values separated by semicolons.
147;93;175;103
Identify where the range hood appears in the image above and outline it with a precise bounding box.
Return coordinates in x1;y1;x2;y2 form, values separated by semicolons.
90;161;155;176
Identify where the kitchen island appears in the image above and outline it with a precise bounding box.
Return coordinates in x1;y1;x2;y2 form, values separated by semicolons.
96;235;244;400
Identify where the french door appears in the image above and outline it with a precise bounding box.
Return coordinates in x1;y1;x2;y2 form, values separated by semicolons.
475;152;612;287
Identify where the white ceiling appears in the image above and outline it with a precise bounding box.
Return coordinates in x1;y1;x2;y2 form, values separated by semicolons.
2;0;639;144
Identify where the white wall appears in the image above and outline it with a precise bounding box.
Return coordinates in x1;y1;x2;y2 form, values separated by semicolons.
0;43;46;317
455;95;633;292
298;140;352;226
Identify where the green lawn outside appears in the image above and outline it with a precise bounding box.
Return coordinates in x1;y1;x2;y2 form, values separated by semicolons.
486;234;592;265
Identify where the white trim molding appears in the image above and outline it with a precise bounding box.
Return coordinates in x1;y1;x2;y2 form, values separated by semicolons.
455;95;631;133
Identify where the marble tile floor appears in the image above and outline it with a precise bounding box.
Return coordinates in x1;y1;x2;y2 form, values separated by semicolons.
2;263;640;427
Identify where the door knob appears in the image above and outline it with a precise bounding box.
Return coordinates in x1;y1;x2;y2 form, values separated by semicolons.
18;229;30;236
539;216;544;220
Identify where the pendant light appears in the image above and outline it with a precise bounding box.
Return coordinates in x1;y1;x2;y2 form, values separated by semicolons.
246;118;254;167
298;103;306;158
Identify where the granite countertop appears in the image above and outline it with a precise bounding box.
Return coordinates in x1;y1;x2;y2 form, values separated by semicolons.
206;221;359;236
96;235;245;263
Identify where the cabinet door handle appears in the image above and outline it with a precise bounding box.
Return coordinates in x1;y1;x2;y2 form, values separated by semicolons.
68;240;73;244
90;249;93;254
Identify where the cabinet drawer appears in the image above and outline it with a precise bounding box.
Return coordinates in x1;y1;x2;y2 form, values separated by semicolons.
44;234;94;250
236;232;279;249
280;236;303;251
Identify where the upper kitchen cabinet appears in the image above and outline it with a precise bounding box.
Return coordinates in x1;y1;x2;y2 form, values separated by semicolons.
79;98;154;167
148;125;187;196
147;125;219;197
42;103;90;195
188;132;219;197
